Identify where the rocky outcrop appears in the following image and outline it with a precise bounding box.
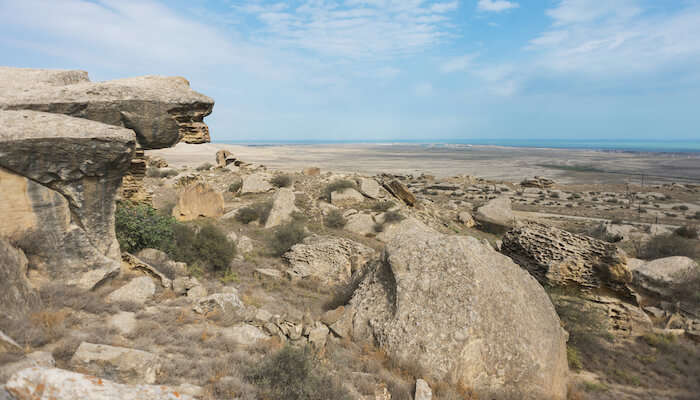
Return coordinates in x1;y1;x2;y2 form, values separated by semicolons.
520;176;554;188
358;178;382;199
265;188;297;228
241;174;273;194
283;235;376;284
0;239;41;320
383;179;416;206
474;196;515;233
215;149;235;168
172;182;224;221
5;367;192;400
71;343;160;384
349;220;569;399
501;222;635;301
331;188;365;206
107;277;156;305
0;110;135;282
0;68;213;148
630;256;699;297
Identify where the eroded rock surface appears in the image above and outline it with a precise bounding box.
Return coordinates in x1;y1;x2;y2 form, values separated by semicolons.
0;110;135;282
0;239;41;320
172;182;224;221
474;196;515;233
71;343;160;384
349;220;568;399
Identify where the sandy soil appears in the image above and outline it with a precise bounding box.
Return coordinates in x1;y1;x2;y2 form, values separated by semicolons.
147;143;700;185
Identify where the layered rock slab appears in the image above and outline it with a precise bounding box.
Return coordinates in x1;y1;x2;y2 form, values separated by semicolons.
0;239;41;320
0;110;135;281
349;220;568;400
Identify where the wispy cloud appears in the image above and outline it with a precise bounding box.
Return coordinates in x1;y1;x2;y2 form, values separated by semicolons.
477;0;519;13
237;0;460;59
440;54;478;73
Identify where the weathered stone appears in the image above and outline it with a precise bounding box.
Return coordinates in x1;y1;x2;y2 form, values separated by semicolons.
0;352;55;383
172;277;201;296
135;248;187;277
520;176;555;188
73;264;121;291
350;226;568;400
265;188;297;228
222;324;269;346
376;218;438;244
307;323;330;348
121;253;171;289
146;155;168;168
0;239;41;320
457;211;475;227
237;236;256;254
193;293;243;314
344;213;376;236
0;68;213;148
0;110;135;282
5;367;192;400
383;180;416;206
254;268;284;280
0;331;21;354
415;379;432;400
107;277;156;305
240;174;272;194
172;182;224;221
631;256;699;298
71;343;161;384
331;188;365;207
502;222;635;302
283;235;375;285
474;196;515;233
302;167;321;176
186;285;208;300
215;149;234;168
358;178;382;199
109;312;138;336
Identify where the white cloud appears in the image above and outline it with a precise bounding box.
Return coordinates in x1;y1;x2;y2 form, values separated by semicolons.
238;0;460;59
477;0;519;13
440;54;478;73
546;0;640;26
414;82;434;96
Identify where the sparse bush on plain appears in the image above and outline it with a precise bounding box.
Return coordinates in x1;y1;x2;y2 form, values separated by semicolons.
324;209;347;229
271;174;293;188
147;168;179;178
268;222;307;256
372;201;395;212
324;179;357;201
170;223;236;272
196;162;213;171
246;345;351;400
637;233;700;260
228;181;242;193
236;201;273;225
383;211;405;224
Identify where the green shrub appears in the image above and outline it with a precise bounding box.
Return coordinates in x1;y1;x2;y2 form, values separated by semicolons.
323;180;356;201
271;174;293;188
170;223;236;272
638;234;700;260
246;345;351;400
236;201;273;225
228;181;242;193
372;201;395;212
115;201;176;254
324;209;347;229
147;168;178;179
268;222;307;256
383;211;405;224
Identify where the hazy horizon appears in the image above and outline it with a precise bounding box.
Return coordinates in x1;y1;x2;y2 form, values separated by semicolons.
2;0;700;143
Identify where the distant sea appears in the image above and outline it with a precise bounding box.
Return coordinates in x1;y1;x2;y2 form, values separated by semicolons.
214;139;700;153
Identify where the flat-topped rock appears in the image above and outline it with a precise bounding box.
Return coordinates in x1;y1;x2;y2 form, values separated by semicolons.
474;196;515;233
0;67;213;148
0;110;135;281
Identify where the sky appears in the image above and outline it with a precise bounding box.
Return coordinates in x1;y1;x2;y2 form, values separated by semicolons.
1;0;700;142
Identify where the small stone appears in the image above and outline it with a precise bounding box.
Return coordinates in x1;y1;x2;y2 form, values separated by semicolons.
109;312;137;335
186;285;208;300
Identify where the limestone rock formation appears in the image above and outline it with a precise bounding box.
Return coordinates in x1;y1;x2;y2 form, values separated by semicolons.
215;149;235;168
0;352;55;383
457;211;475;227
520;176;555;188
631;256;699;297
0;68;214;148
264;188;297;228
107;277;156;305
172;182;224;221
358;178;382;199
283;235;376;284
0;239;41;320
474;196;515;233
0;110;135;282
344;213;376;236
376;217;437;243
5;367;192;400
383;179;416;206
501;222;635;301
71;343;160;384
241;174;272;194
349;220;569;399
331;188;365;206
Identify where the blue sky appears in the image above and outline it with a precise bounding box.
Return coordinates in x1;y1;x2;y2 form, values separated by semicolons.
2;0;700;142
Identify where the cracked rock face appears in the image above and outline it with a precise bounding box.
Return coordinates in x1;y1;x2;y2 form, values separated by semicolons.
0;110;135;282
349;220;568;400
0;67;214;148
501;222;635;301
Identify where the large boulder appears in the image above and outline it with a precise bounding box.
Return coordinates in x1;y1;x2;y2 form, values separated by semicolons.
349;220;568;399
501;222;635;301
264;188;297;228
631;256;699;297
5;367;192;399
358;178;382;199
474;196;515;233
0;67;214;148
240;174;272;194
383;179;416;206
172;182;224;221
71;343;161;384
283;235;376;284
107;277;156;305
0;110;134;282
0;239;41;321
